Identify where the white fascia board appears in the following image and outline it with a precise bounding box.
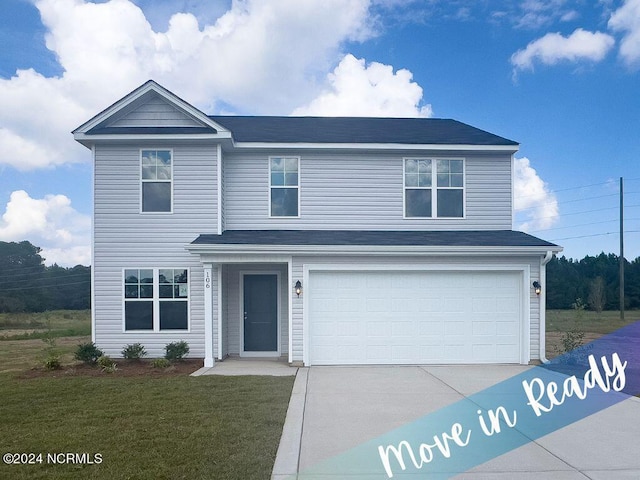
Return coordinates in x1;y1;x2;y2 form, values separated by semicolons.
186;243;562;258
232;141;520;153
73;132;232;148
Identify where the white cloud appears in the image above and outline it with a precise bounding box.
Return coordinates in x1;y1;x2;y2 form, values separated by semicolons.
511;28;615;73
513;157;559;232
0;0;379;170
608;0;640;68
292;54;432;117
0;190;91;266
495;0;580;29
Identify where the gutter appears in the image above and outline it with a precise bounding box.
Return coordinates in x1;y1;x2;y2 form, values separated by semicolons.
539;250;554;364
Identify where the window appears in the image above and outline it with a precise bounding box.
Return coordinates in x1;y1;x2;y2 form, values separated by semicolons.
270;157;299;216
124;269;154;330
124;268;189;331
404;158;464;218
141;149;172;212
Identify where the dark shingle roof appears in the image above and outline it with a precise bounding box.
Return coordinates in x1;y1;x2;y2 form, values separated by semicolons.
191;230;556;248
210;116;518;146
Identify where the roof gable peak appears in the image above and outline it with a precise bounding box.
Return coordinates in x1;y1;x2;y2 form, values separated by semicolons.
73;80;229;136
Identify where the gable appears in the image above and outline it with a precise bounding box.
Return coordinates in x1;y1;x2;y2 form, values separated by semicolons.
105;92;206;128
73;80;231;146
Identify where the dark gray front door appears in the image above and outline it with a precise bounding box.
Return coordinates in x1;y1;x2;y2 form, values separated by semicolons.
243;274;278;352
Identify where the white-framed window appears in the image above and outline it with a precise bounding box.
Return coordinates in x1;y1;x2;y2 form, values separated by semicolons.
269;156;299;217
124;268;189;331
141;149;172;213
404;158;464;218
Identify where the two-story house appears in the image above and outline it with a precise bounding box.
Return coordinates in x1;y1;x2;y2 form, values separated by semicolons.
73;80;561;368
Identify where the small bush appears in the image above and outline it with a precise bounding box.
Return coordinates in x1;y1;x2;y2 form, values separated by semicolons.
97;355;115;368
74;342;103;364
97;356;117;373
44;355;62;370
554;298;592;363
40;321;61;370
152;358;171;369
165;341;189;361
122;343;147;360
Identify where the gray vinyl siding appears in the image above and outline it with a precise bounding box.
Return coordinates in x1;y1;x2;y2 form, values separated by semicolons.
109;95;202;127
220;150;226;231
289;255;542;364
223;151;512;231
221;263;289;356
93;143;217;358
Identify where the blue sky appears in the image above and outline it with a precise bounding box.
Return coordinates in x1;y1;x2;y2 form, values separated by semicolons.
0;0;639;266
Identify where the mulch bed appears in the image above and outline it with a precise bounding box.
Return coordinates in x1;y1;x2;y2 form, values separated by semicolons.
19;359;204;379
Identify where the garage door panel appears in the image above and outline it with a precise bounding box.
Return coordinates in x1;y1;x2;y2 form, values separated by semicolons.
308;270;522;365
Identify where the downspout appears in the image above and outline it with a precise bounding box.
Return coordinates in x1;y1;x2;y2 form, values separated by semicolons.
539;250;553;363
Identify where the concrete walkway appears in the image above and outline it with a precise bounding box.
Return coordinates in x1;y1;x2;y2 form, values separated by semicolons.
191;358;297;376
272;365;640;479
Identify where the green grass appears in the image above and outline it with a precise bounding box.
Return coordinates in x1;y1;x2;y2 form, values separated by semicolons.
546;309;639;334
0;310;91;340
0;375;294;480
0;310;295;479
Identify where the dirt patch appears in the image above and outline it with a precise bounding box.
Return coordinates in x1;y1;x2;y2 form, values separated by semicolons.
18;358;204;379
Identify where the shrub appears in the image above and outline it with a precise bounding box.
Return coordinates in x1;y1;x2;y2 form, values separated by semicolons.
554;298;592;363
165;341;189;361
152;358;171;369
44;355;62;370
97;355;115;369
122;343;147;360
74;342;103;364
41;320;61;370
97;355;117;373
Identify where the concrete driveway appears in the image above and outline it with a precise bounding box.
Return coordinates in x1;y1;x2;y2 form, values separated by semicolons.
272;365;640;479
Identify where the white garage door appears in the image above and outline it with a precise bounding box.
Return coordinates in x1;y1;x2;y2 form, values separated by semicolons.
308;270;523;365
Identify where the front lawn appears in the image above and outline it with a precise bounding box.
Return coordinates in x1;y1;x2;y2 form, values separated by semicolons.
0;310;295;480
0;374;293;480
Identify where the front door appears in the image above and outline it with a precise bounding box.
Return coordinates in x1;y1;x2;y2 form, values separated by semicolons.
243;274;278;353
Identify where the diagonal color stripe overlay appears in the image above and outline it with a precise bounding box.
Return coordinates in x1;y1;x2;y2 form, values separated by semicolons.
296;320;640;479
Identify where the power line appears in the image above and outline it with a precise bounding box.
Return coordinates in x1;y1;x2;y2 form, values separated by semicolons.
515;192;618;212
517;203;640;222
550;230;640;241
515;180;612;200
529;217;640;234
1;271;90;282
0;280;90;293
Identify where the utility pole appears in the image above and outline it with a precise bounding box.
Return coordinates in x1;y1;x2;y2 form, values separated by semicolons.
620;177;624;321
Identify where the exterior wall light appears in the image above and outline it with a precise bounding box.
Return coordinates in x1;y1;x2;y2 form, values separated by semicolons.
295;280;302;297
533;281;541;295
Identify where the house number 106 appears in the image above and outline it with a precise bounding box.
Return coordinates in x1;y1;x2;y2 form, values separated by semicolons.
205;271;211;289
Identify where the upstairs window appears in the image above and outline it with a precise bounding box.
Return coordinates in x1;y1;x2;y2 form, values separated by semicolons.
141;149;172;213
270;156;299;217
404;158;464;218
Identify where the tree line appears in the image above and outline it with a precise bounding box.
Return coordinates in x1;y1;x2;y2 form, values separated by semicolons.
1;240;639;313
546;253;640;311
0;241;90;313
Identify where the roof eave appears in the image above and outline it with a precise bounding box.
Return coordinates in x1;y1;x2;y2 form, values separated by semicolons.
230;141;520;153
186;243;561;257
73;132;233;148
